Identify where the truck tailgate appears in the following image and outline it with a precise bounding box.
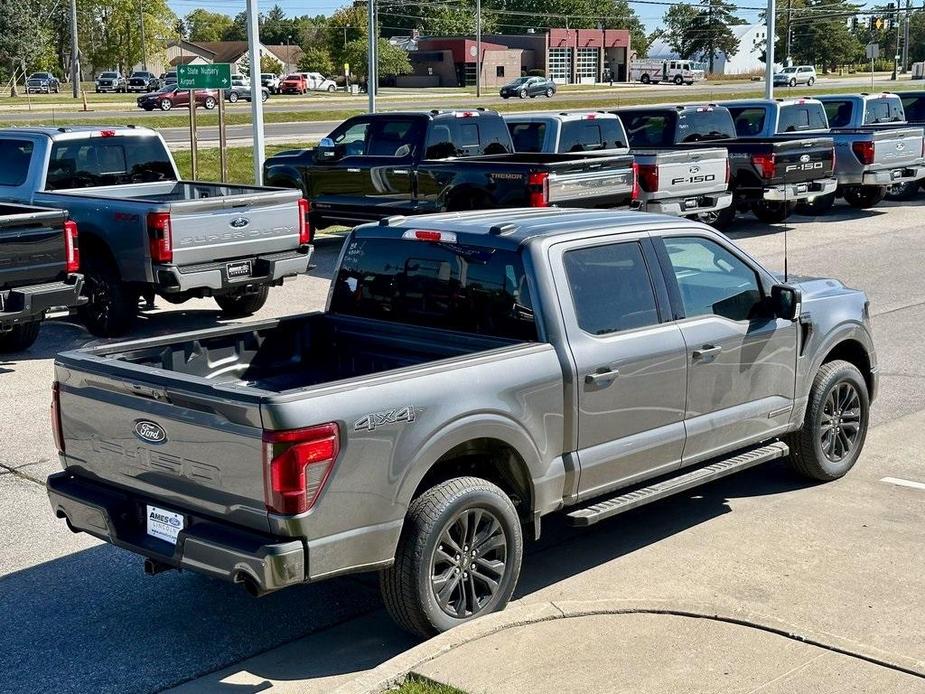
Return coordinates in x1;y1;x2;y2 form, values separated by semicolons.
869;127;925;169
0;206;67;290
769;138;835;183
632;147;728;197
547;155;635;205
55;355;271;532
167;186;304;267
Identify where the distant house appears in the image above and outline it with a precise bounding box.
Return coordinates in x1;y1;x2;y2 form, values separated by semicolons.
164;40;305;76
647;23;771;75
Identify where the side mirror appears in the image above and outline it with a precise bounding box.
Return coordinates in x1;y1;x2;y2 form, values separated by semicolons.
771;284;801;321
315;137;338;162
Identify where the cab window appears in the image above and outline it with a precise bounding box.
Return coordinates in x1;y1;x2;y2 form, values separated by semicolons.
729;107;766;137
0;139;34;186
823;100;853;128
778;103;828;132
864;97;905;124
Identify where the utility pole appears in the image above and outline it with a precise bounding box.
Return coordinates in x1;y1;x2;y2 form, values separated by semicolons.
765;0;775;99
785;0;792;66
368;0;377;112
139;2;148;71
708;0;715;74
476;0;482;98
891;2;900;79
246;0;265;183
70;0;80;98
902;0;910;73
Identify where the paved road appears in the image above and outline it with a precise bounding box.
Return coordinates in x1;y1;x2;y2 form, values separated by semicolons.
2;198;924;692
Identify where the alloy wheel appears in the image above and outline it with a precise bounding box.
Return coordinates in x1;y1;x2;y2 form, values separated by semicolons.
819;382;862;462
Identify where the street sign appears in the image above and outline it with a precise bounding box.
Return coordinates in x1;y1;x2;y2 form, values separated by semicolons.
177;63;232;90
866;43;880;59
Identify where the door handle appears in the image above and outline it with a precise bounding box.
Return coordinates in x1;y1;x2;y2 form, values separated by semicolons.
392;169;409;175
692;345;722;360
347;168;362;173
585;368;619;386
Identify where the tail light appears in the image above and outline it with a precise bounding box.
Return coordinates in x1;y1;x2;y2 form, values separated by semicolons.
147;212;173;263
831;146;837;173
725;156;731;183
64;220;80;273
263;423;339;515
298;198;312;245
637;163;659;193
751;153;776;179
631;161;640;200
51;382;65;455
852;140;875;165
528;171;549;207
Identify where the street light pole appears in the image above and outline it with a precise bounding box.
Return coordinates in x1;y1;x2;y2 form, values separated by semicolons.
476;0;482;98
139;2;148;71
765;0;775;99
368;0;377;112
246;0;265;183
70;0;80;98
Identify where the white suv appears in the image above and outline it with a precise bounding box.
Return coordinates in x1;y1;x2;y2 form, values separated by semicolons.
774;65;816;87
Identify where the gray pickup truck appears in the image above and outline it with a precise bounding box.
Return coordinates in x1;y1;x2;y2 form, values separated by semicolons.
0;127;311;337
0;203;83;351
503;111;732;220
723;97;925;212
47;209;877;637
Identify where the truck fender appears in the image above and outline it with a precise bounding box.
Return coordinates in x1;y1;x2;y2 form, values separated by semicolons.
393;412;564;517
264;165;307;197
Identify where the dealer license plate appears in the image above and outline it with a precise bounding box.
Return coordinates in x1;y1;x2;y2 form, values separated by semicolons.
146;505;184;545
226;260;252;279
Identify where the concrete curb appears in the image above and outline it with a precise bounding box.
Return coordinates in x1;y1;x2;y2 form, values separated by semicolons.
332;598;925;693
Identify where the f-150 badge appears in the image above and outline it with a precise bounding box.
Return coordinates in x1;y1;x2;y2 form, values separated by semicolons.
354;406;415;432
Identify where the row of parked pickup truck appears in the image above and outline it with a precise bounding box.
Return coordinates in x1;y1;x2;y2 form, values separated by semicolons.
3;91;924;352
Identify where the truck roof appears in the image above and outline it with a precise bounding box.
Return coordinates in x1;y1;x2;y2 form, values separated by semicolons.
357;208;685;249
722;97;823;107
612;103;726;114
816;93;898;101
0;125;157;141
502;111;620;122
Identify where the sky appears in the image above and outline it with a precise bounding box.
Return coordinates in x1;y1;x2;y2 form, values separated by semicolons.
166;0;766;35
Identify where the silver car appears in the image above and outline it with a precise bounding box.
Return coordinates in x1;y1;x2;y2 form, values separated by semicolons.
774;65;816;87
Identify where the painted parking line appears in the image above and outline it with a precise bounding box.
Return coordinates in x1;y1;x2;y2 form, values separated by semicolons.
880;477;925;491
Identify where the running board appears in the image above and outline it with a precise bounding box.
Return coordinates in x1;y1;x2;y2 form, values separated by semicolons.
565;442;790;527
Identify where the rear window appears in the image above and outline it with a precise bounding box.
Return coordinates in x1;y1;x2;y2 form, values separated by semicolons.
778;103;828;132
901;95;925;122
331;237;537;341
823;100;853;128
729;107;766;136
508;122;547;152
45;135;176;190
0;139;34;186
676;108;736;142
425;117;511;158
864;97;905;124
558;119;626;152
619;111;676;147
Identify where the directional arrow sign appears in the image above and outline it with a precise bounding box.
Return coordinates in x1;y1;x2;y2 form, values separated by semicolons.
177;63;232;90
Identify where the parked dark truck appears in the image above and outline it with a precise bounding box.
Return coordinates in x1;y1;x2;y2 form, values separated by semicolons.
263;109;637;229
613;104;837;225
0;203;83;352
47;208;877;637
722;97;925;212
0;127;311;337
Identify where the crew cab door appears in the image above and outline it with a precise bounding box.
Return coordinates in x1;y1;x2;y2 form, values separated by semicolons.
654;233;798;466
551;234;688;498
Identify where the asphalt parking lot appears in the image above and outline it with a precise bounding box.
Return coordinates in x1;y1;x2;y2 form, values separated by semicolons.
1;198;924;693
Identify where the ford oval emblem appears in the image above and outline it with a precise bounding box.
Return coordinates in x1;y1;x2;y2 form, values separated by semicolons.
689;165;700;174
896;142;905;151
800;154;811;163
134;419;167;444
229;217;250;229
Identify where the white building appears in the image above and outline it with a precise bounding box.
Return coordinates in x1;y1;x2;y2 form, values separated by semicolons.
647;23;771;76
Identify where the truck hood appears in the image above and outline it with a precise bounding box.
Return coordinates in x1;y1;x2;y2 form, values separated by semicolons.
776;274;861;302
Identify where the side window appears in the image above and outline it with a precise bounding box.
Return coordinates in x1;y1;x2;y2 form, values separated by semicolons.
620;113;675;147
823;100;852;128
599;119;626;148
729;107;766;136
661;236;764;322
564;242;660;336
778;105;825;132
507;122;546;152
366;119;424;157
330;119;371;157
0;139;34;186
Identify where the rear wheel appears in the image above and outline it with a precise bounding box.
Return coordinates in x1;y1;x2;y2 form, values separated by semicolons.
844;185;886;209
204;96;217;110
692;204;736;229
78;256;138;337
228;91;239;103
214;285;270;318
673;74;683;85
545;87;554;98
0;321;42;353
786;360;869;481
807;76;815;87
751;200;794;223
641;73;651;84
795;192;836;216
380;477;523;638
160;98;172;111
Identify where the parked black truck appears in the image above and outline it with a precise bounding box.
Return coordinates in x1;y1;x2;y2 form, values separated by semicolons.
263;109;638;229
0;203;83;352
613;104;837;225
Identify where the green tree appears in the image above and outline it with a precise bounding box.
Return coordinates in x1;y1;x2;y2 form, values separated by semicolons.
184;9;234;42
661;4;701;58
261;55;283;74
790;0;862;71
0;1;46;91
342;37;411;80
298;45;336;76
683;0;742;73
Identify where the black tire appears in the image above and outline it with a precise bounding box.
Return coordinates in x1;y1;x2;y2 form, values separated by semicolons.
789;78;797;87
844;185;886;209
674;74;683;85
380;476;523;638
160;98;172;111
519;90;527;99
228;91;239;103
641;74;651;84
795;192;836;216
751;200;794;223
327;84;336;92
807;77;815;87
886;180;919;201
786;360;869;481
692;204;736;229
0;321;42;353
261;91;268;102
214;285;269;318
545;87;553;97
78;256;139;337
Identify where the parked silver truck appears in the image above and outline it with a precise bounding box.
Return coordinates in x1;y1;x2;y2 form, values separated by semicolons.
0;127;311;336
723;97;925;212
503;111;732;220
47;208;877;637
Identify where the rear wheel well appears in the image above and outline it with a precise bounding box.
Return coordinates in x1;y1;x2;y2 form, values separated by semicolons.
77;233;119;274
821;339;873;394
412;438;533;521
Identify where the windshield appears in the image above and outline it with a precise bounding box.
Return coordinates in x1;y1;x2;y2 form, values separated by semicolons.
284;74;301;80
261;73;274;78
46;135;176;190
507;77;529;86
781;67;797;74
101;73;118;78
30;73;51;79
131;72;147;78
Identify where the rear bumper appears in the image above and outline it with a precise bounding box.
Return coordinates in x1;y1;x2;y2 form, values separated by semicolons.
156;247;313;293
763;177;837;202
637;191;732;216
861;166;925;186
47;472;306;593
0;275;84;328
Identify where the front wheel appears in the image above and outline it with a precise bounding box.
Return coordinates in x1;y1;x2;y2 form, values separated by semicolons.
0;321;42;353
786;360;869;481
204;96;216;110
228;91;239;103
327;84;336;92
261;91;268;102
545;87;553;98
844;185;886;209
160;98;172;111
214;285;269;318
795;192;836;216
674;75;683;85
519;90;527;99
380;476;523;638
641;74;651;84
751;200;794;223
789;78;797;87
